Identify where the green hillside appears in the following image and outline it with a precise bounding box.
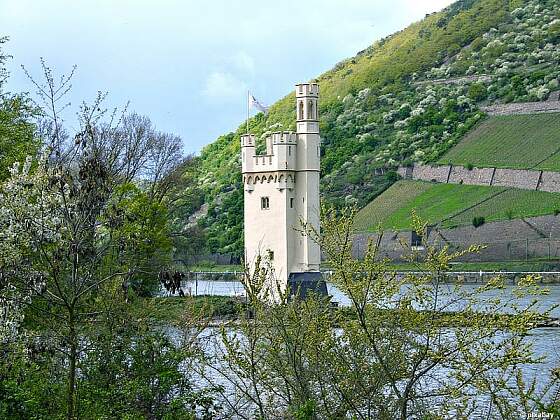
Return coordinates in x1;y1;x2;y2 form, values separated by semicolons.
186;0;560;256
438;113;560;170
354;180;560;232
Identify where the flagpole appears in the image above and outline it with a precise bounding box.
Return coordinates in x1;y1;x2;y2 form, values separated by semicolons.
246;90;250;134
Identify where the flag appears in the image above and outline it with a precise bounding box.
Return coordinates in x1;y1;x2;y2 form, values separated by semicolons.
248;93;269;114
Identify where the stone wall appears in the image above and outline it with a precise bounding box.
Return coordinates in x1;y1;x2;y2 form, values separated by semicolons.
481;101;560;116
397;166;413;179
448;166;494;185
538;171;560;193
410;164;451;183
402;164;560;193
492;168;540;190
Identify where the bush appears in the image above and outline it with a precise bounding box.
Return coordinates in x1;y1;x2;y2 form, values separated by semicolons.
468;83;488;102
466;163;474;170
472;216;485;228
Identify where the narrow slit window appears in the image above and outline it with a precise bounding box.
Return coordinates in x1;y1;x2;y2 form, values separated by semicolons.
290;197;294;208
261;196;270;210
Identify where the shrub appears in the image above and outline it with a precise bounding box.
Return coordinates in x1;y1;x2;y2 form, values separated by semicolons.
468;83;488;102
472;216;485;228
466;163;474;170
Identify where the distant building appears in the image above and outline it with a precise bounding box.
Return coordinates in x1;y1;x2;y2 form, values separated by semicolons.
241;83;326;301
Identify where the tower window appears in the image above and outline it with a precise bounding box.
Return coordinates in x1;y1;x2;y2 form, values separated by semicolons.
307;100;314;119
261;196;270;210
299;101;304;120
267;249;274;261
288;146;291;156
290;197;294;208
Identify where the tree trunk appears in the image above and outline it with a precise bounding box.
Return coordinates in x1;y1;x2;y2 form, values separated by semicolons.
67;310;77;420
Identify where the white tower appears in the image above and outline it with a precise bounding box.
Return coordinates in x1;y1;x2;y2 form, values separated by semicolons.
241;82;325;301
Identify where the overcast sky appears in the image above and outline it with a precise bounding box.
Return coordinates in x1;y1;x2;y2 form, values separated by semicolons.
1;0;454;153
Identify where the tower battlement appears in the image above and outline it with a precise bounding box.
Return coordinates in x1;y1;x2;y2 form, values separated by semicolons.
295;83;319;97
242;131;299;174
240;134;256;148
270;131;297;144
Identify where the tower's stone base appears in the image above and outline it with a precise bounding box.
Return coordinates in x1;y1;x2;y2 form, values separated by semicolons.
288;272;327;299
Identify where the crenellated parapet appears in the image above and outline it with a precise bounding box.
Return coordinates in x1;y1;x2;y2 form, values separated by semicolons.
241;131;298;175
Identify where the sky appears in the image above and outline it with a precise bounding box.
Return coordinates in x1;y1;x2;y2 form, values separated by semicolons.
0;0;454;154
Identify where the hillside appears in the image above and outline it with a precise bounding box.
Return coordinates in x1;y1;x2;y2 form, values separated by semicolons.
438;113;560;170
185;0;560;256
354;180;560;232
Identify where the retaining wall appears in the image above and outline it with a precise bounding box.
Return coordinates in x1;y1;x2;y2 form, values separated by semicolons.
402;164;560;193
448;166;494;185
492;168;540;190
412;164;451;183
538;171;560;193
481;101;560;116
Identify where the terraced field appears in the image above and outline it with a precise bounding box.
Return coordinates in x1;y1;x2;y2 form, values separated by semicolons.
355;180;560;232
353;181;433;231
438;113;560;170
444;188;560;227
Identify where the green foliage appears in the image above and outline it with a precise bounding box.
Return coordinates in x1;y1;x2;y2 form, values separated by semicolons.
439;113;560;170
468;82;488;101
472;215;485;227
105;183;173;295
0;37;39;180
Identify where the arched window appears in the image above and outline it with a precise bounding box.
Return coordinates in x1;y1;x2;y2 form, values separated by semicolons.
308;100;314;119
299;101;304;120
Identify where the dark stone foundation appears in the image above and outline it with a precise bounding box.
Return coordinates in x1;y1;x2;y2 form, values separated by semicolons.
288;272;327;298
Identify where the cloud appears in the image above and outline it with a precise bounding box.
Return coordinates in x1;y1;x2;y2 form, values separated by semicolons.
232;51;255;76
202;71;247;102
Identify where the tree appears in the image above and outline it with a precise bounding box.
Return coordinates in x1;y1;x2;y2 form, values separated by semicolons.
0;61;188;419
0;37;39;180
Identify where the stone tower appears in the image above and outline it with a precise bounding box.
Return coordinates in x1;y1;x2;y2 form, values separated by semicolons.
241;82;326;301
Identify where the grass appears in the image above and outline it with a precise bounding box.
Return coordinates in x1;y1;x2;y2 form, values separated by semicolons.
444;188;560;227
355;180;560;232
353;181;433;231
438;113;560;170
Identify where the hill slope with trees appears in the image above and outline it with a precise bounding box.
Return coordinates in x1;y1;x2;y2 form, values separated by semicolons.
187;0;560;256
